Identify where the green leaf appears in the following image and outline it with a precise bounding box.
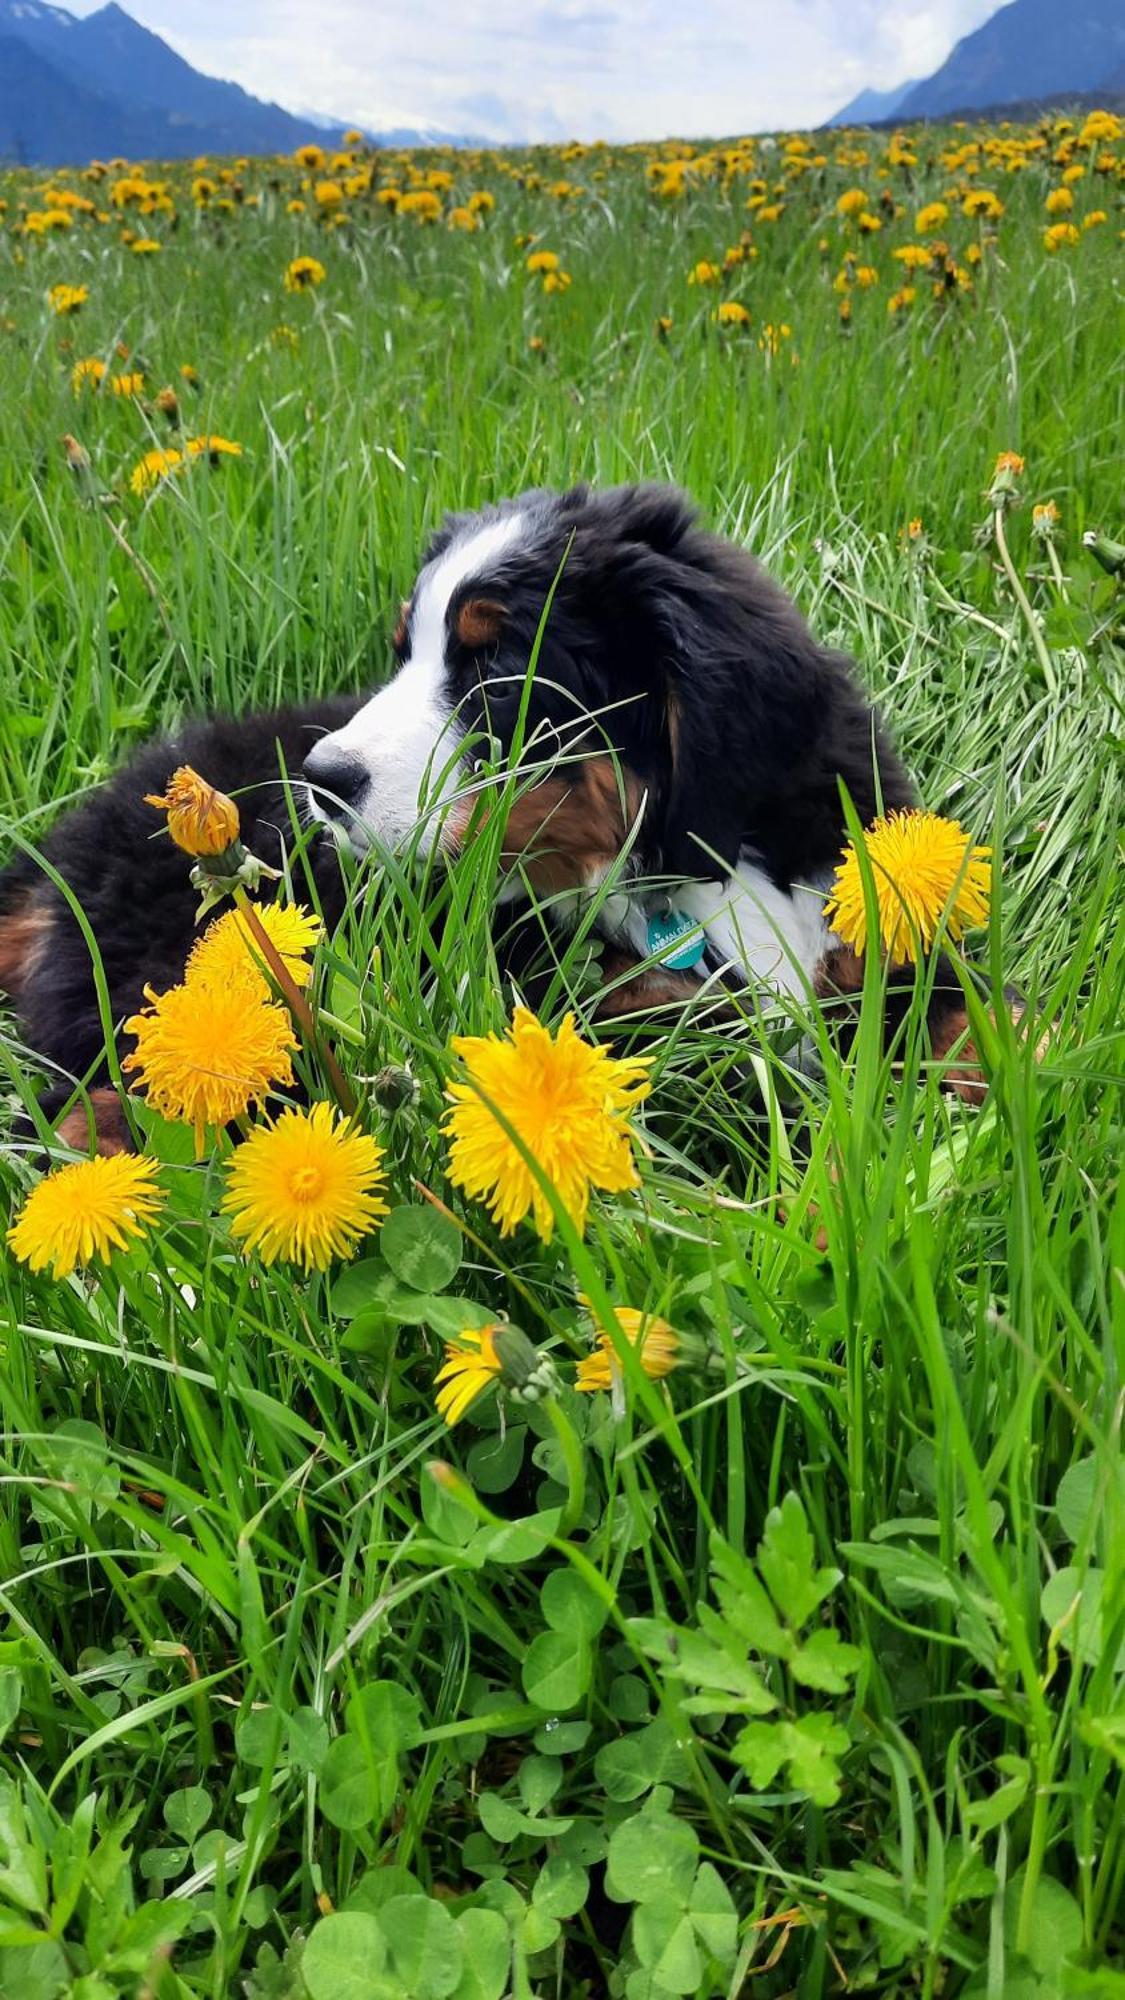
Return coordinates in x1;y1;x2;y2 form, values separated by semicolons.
521;1629;592;1712
632;1903;702;1995
532;1855;589;1919
466;1426;527;1495
319;1734;397;1833
540;1568;609;1640
735;1713;850;1807
688;1861;738;1962
330;1259;386;1321
163;1785;212;1844
594;1720;693;1802
380;1206;462;1292
1042;1567;1122;1670
605;1808;699;1906
757;1493;840;1628
377;1894;465;1998
0;1939;69;2000
477;1792;573;1843
287;1707;330;1774
1056;1456;1125;1546
965;1755;1030;1832
707;1542;787;1656
302;1913;396;2000
349;1681;423;1755
517;1754;562;1816
789;1627;862;1693
1002;1871;1083;1981
0;1673;20;1747
450;1909;510;2000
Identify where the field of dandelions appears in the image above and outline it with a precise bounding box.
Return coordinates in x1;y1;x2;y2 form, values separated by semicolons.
0;110;1123;1999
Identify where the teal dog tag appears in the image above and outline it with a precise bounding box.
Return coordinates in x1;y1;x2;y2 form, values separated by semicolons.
647;909;705;971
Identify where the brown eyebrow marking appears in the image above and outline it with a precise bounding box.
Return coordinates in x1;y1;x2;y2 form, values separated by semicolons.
392;598;412;653
454;597;507;650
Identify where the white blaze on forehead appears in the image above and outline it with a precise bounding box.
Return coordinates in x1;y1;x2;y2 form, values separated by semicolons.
309;510;527;852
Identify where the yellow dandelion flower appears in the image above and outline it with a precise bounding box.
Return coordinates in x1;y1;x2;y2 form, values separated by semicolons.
180;362;198;383
542;269;571;293
468;190;495;212
124;982;296;1148
888;285;917;312
185;434;243;465
8;1154;165;1279
1045;186;1073;214
443;1007;651;1242
130;237;161;253
716;299;751;327
994;449;1025;476
575;1308;680;1392
915;200;949;232
129;448;184;497
314;179;344;208
48;283;88;315
825;809;992;966
688;259;720;285
448;205;479;231
294;143;326;170
1043;222;1081;251
962;189;1003;219
836;187;867;217
1082;210;1107;229
72;357;106;393
144;765;241;857
186;902;322;998
398;189;442;221
283;255;326;291
111;371;144;397
434;1325;504;1427
221;1102;387;1270
525;248;560;273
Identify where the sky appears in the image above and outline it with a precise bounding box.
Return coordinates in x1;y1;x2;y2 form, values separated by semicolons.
62;0;1005;141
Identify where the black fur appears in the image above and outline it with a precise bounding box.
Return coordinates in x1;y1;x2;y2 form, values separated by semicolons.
1;699;360;1115
408;483;914;885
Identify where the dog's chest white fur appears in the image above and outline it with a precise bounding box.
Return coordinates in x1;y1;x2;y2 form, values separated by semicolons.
608;859;833;998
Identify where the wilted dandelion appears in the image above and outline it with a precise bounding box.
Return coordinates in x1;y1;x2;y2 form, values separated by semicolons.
145;765;240;856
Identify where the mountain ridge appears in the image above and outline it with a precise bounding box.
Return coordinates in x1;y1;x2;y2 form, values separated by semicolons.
832;0;1125;126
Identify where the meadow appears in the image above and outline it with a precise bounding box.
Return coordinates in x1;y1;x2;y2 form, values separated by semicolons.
0;111;1123;1999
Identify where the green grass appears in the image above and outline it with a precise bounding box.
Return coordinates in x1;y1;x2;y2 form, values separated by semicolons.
0;121;1123;1999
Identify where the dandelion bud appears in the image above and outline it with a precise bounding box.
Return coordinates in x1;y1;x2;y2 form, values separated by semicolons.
492;1325;559;1403
145;765;241;857
1082;529;1125;578
61;431;101;506
371;1063;419;1114
1031;500;1061;542
155;385;180;425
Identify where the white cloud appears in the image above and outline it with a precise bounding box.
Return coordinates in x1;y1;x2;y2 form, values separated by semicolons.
61;0;1003;139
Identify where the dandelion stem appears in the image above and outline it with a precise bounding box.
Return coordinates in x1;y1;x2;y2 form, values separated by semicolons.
1045;537;1069;600
993;507;1057;692
545;1396;587;1536
232;886;356;1116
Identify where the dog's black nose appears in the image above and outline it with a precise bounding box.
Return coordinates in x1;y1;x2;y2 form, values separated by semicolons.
303;742;368;817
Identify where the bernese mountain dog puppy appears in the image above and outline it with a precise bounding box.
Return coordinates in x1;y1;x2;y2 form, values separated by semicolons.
0;481;989;1154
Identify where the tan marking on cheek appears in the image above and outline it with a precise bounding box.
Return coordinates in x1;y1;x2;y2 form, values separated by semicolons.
455;596;506;649
510;759;643;898
0;900;52;997
56;1087;131;1157
392;598;412;653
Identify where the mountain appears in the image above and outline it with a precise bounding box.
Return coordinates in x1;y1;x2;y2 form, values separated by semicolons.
832;0;1125;127
0;0;361;163
827;81;920;127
